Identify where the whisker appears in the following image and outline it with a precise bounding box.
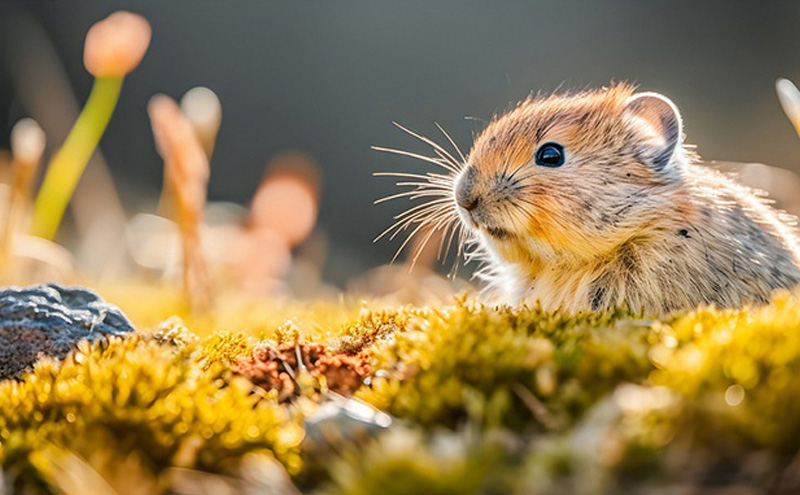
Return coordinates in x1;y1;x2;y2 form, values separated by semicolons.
394;203;455;239
409;213;456;269
435;122;466;165
389;207;452;241
374;200;452;242
393;185;452;195
436;223;449;260
373;122;477;272
393;182;452;190
439;217;461;262
393;198;453;220
457;227;470;257
372;146;458;173
390;222;427;263
374;189;450;205
380;170;455;183
391;211;451;263
391;121;462;170
374;171;452;182
394;176;454;186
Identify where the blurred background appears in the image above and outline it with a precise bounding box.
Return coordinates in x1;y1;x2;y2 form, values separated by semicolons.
2;0;800;298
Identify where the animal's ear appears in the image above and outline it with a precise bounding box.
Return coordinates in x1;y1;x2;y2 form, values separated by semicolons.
623;92;683;171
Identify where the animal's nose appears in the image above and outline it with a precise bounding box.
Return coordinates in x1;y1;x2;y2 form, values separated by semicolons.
455;167;479;211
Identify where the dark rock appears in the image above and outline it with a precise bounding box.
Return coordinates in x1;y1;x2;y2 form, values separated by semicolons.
0;283;135;380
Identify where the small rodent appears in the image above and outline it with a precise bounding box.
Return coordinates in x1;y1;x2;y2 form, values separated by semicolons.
378;84;800;314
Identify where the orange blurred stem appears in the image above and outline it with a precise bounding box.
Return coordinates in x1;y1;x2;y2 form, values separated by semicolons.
32;76;123;240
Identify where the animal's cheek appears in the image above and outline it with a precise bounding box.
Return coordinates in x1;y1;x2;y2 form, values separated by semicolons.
523;195;573;247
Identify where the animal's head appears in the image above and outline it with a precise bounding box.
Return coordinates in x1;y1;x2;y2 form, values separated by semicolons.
375;84;690;269
455;84;689;263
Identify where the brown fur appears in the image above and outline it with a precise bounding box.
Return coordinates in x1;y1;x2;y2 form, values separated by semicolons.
455;84;800;314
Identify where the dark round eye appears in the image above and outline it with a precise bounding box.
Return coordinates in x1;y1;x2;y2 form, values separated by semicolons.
534;142;565;168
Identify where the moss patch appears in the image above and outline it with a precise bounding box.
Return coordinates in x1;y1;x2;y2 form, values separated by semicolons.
4;290;800;493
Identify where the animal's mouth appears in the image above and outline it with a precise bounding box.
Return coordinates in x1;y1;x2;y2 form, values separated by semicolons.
456;204;478;229
456;204;513;240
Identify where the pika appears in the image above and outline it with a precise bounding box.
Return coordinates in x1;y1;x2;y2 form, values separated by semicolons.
378;84;800;314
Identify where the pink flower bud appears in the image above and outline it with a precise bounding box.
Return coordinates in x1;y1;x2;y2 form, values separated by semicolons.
83;11;151;78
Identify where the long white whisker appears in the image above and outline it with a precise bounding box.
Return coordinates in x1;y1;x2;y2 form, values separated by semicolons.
392;207;455;263
393;181;452;190
388;182;454;194
373;123;477;271
374;200;452;242
388;207;452;241
431;148;463;172
395;175;454;185
434;211;461;255
435;122;466;165
442;218;461;262
374;190;450;204
393;198;453;220
390;204;455;243
410;213;456;269
391;216;440;263
392;121;462;170
457;226;470;257
381;170;454;183
374;171;452;182
372;146;458;173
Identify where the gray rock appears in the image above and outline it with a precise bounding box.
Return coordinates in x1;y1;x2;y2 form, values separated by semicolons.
0;283;135;380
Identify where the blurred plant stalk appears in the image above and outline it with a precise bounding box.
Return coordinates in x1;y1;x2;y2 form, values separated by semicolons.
31;11;151;240
1;119;45;267
31;77;122;240
148;94;213;310
158;87;222;220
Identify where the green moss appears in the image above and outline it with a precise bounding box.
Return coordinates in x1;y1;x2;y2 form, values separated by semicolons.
5;291;800;493
322;428;519;495
199;330;254;369
0;334;304;492
358;298;653;430
335;306;415;355
651;291;800;452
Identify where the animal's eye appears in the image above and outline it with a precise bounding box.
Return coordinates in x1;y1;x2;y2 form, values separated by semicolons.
534;142;565;168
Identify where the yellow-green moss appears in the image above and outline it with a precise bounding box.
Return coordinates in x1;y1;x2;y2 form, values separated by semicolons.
335;305;415;355
5;290;800;493
199;330;254;369
323;428;518;495
0;334;304;492
358;298;653;429
651;291;800;452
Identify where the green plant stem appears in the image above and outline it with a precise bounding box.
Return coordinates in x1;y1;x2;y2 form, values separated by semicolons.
32;76;123;240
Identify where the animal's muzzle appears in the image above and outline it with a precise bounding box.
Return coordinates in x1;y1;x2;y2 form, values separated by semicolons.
455;166;479;212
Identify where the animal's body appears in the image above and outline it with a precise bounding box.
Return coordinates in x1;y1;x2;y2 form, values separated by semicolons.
475;161;800;314
378;84;800;315
454;84;800;314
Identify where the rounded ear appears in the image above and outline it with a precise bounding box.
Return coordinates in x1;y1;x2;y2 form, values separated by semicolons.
623;92;683;171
